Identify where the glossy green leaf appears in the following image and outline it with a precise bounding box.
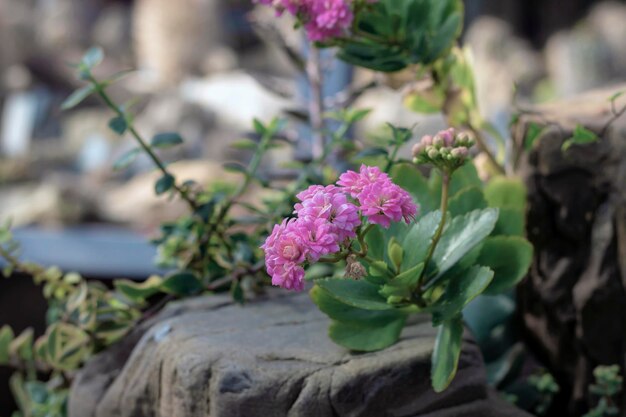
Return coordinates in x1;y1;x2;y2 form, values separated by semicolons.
113;148;140;170
108;116;127;135
223;162;248;175
151;133;184;149
401;210;442;270
364;226;385;261
61;85;95;110
160;272;203;296
380;263;424;302
315;279;392;310
115;275;164;301
155;174;175;195
230;139;258;150
312;286;407;352
431;266;494;325
524;122;546;151
0;325;15;364
431;208;499;278
493;207;525;236
484;177;526;209
431;316;464;392
562;124;599;151
478;236;533;295
81;46;104;69
448;187;488;217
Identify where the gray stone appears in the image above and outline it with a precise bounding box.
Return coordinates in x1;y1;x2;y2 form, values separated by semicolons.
69;292;532;417
515;85;626;415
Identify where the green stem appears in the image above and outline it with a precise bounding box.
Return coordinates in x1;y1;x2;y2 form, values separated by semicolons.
467;125;506;176
416;170;451;292
384;142;402;173
89;77;198;210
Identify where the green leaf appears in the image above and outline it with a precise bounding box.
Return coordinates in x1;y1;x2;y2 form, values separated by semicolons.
155;174;176;195
151;133;184;149
113;148;140;170
431;316;464;392
355;147;389;159
160;272;203;296
364;226;385;261
115;276;163;301
81;46;104;69
562;124;599;151
108;116;127;135
312;284;407;352
315;279;392;310
61;85;95;110
380;263;424;302
484;177;526;209
448;187;488;217
230;139;258;150
0;325;15;364
431;208;499;278
388;239;404;271
329;316;407;352
609;91;624;102
401;210;442;270
252;118;266;135
524;122;546;151
431;266;494;325
478;236;533;295
493;207;525;236
223;162;248;175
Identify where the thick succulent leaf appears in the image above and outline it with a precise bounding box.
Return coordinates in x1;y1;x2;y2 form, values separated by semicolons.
365;226;386;261
431;266;494;325
390;164;438;214
493;207;525;236
478;236;533;295
160;272;204;296
431;208;499;278
448;187;487;217
431;315;464;392
380;263;424;302
315;279;392;311
401;210;442;270
484;177;526;209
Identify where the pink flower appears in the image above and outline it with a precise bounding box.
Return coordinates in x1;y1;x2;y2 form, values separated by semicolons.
269;262;306;291
294;186;360;240
294;218;340;261
305;0;353;41
358;182;418;229
262;219;309;291
337;164;390;198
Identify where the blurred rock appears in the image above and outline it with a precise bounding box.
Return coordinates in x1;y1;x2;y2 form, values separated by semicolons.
133;0;232;87
98;160;241;228
0;181;85;226
465;17;544;127
180;72;291;130
69;292;533;417
516;85;626;415
92;4;133;64
545;1;626;98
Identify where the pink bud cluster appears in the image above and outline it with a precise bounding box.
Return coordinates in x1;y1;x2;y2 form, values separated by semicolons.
255;0;376;42
262;165;418;291
412;128;475;169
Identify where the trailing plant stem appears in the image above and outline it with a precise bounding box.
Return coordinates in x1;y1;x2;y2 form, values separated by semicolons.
89;76;198;210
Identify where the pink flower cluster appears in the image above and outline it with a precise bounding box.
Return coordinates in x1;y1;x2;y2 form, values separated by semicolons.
255;0;355;42
262;165;418;291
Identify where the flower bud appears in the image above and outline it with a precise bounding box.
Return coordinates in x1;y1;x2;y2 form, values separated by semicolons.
421;134;433;147
427;148;439;159
433;134;444;148
412;143;424;158
441;128;456;147
451;146;469;159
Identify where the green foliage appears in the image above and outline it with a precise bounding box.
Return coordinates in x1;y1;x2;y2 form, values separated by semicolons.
562;124;599;151
584;365;623;417
311;164;532;393
529;371;560;416
337;0;464;72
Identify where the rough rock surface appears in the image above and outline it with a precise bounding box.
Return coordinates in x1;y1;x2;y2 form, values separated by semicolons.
515;85;626;415
69;292;531;417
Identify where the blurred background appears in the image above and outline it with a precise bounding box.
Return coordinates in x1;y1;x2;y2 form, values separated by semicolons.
1;0;626;413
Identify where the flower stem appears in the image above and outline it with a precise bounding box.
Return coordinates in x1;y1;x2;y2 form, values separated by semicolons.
416;170;451;293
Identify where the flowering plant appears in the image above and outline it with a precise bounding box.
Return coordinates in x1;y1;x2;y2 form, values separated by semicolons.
263;128;533;392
